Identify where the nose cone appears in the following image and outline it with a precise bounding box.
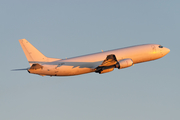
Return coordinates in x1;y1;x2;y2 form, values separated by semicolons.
164;47;170;55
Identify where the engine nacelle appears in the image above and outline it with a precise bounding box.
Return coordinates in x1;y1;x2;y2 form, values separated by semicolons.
118;58;133;69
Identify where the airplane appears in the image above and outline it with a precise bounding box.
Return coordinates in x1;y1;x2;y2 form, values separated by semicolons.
13;39;170;76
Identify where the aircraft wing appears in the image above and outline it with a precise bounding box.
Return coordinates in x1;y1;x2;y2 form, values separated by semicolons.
27;54;120;74
94;54;120;73
44;54;119;68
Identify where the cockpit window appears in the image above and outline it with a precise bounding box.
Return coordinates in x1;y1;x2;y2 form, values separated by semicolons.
159;45;163;48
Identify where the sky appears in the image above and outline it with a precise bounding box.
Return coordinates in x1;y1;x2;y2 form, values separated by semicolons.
0;0;180;120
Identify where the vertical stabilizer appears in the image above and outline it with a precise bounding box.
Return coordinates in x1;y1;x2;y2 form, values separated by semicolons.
19;39;47;65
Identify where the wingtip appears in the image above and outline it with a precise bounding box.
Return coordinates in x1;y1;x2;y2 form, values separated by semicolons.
19;39;27;42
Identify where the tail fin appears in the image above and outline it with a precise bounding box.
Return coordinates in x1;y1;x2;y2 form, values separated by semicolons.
19;39;47;65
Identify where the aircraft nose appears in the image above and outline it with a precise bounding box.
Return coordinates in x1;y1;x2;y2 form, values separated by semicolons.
164;47;170;55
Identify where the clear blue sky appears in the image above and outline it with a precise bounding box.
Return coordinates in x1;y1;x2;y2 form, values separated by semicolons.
1;1;179;120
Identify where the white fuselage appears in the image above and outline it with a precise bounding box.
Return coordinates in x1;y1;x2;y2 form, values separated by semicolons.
28;44;170;76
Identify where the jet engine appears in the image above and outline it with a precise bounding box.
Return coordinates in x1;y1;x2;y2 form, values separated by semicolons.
95;57;133;74
116;58;133;69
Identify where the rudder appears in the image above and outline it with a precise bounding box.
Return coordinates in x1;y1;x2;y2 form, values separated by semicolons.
19;39;47;65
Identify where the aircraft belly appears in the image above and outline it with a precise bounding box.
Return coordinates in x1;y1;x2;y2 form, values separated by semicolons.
29;65;93;76
55;66;93;76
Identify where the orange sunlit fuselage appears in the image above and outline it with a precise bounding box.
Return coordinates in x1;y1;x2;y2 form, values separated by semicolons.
18;39;170;76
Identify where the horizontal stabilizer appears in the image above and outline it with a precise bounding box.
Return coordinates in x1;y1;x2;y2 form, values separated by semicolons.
11;68;30;71
29;64;43;70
